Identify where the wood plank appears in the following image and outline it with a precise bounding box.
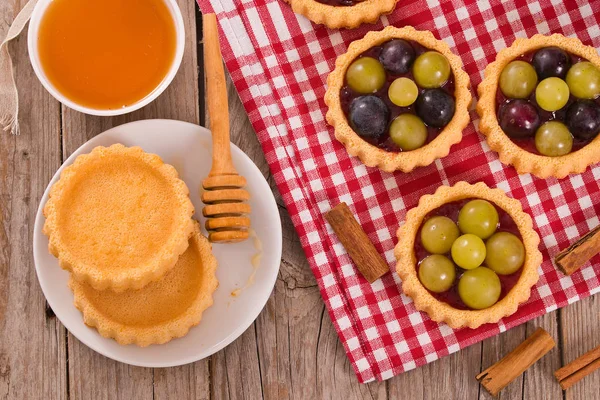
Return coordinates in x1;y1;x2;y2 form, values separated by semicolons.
521;314;563;400
60;1;208;398
479;326;527;400
315;304;387;399
561;295;600;400
0;1;66;399
67;339;153;400
152;364;209;400
387;337;481;399
478;313;562;400
210;325;264;400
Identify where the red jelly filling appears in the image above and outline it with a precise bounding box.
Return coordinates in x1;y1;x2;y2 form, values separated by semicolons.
340;41;456;153
414;199;523;310
496;50;600;154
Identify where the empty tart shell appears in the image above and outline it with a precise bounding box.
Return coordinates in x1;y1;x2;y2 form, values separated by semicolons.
70;223;218;347
285;0;398;30
325;26;472;172
43;144;195;292
477;34;600;178
395;181;542;329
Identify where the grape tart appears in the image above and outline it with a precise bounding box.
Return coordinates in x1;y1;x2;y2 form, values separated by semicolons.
325;26;471;172
284;0;398;29
478;34;600;178
395;182;541;329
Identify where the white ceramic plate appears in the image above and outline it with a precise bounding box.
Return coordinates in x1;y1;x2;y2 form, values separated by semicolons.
33;119;282;367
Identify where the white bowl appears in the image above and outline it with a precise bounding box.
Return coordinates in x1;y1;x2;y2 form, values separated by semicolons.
27;0;185;117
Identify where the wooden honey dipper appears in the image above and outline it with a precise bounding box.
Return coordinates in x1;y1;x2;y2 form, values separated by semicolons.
201;14;250;243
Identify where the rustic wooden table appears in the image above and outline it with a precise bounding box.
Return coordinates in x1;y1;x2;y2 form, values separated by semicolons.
1;1;599;399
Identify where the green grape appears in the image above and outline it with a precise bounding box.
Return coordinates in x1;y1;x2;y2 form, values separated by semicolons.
535;121;573;157
346;57;386;94
389;114;428;151
412;51;451;89
458;267;502;310
536;77;570;111
485;232;525;275
451;234;486;270
420;216;460;254
388;77;419;107
566;61;600;99
458;199;499;239
499;61;538;99
418;255;456;293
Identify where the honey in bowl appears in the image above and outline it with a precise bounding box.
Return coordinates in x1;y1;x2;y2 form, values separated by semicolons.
38;0;177;110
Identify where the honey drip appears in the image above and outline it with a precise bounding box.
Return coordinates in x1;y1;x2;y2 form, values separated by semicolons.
230;229;262;297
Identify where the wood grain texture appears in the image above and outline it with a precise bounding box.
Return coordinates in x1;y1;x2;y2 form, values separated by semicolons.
2;2;600;399
479;325;528;400
0;1;66;399
561;294;600;400
387;338;481;399
522;315;563;400
477;328;555;396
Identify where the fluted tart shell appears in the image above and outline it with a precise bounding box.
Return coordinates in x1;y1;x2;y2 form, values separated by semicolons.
477;34;600;179
325;26;472;173
43;144;195;292
285;0;398;29
71;223;218;346
395;181;541;329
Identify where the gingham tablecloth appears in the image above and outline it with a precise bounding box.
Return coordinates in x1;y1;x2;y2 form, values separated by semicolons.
196;0;600;383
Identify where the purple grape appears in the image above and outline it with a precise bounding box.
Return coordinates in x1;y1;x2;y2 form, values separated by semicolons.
379;39;415;75
349;96;389;139
498;99;540;139
532;47;572;80
566;100;600;141
416;89;455;128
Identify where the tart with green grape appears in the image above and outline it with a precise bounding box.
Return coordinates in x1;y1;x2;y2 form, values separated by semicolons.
285;0;398;30
395;182;542;329
325;26;471;173
478;34;600;179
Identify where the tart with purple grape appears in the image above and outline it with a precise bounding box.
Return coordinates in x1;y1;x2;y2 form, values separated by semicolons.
325;26;471;172
395;182;541;329
478;34;600;178
285;0;398;29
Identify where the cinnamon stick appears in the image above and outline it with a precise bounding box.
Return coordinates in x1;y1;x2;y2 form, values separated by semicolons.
554;345;600;390
476;328;556;396
325;203;389;283
555;225;600;275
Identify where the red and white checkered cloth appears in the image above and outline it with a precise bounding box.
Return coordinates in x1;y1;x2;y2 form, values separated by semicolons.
196;0;600;383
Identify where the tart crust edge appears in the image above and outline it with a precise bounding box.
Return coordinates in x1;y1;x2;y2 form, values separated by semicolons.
287;0;398;29
477;34;600;179
70;223;219;347
394;181;542;329
43;144;196;292
325;26;472;173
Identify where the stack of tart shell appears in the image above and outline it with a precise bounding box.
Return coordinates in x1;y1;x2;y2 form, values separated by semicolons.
43;144;218;346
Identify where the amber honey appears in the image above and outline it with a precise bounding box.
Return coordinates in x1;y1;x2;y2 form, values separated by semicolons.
38;0;177;110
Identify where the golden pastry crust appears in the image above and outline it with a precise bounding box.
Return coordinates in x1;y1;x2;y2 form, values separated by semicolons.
43;144;195;292
325;26;472;173
70;223;218;347
394;181;541;329
477;34;600;179
286;0;398;29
